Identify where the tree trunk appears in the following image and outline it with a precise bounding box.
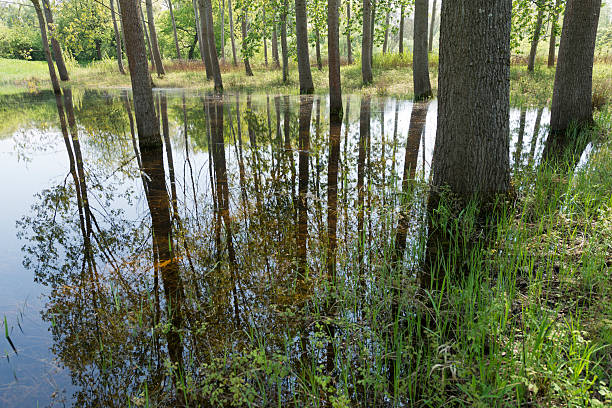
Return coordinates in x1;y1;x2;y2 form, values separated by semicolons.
428;0;437;52
361;0;373;84
413;0;432;100
281;0;289;82
241;11;254;76
315;28;322;70
295;0;314;93
193;0;206;61
328;0;342;119
228;0;238;66
220;0;225;63
263;7;268;66
527;6;544;72
41;0;69;81
399;5;404;54
550;0;601;137
198;0;214;79
272;24;280;67
109;0;126;74
382;11;390;53
145;0;165;76
203;0;223;91
167;0;181;59
95;39;102;60
370;0;375;66
140;2;155;71
346;0;352;64
548;0;562;67
31;0;60;93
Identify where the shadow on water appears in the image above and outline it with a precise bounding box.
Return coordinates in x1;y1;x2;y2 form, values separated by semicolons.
0;89;591;407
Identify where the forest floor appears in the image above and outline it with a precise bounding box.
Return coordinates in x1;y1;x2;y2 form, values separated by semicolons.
2;56;610;107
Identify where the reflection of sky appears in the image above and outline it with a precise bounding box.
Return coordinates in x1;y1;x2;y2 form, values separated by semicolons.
0;90;555;407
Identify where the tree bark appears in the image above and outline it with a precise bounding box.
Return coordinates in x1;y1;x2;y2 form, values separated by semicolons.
413;0;432;100
281;0;289;82
198;0;214;79
140;2;155;71
228;0;238;66
550;0;601;136
203;0;223;91
167;0;181;59
41;0;69;81
527;5;544;72
31;0;60;93
145;0;165;76
370;0;375;67
346;0;352;64
272;24;280;67
548;0;562;67
428;0;437;52
295;0;315;93
220;0;225;63
382;11;390;53
328;0;342;119
263;7;268;66
399;5;404;54
361;0;373;84
241;11;254;76
109;0;126;74
315;28;322;70
193;0;206;61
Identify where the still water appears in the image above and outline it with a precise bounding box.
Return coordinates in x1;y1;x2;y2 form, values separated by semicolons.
0;89;552;407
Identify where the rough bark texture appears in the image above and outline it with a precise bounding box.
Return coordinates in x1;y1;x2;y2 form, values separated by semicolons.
548;0;562;67
428;0;437;52
281;0;289;83
346;0;352;64
272;25;280;67
295;0;314;93
203;0;223;91
241;11;254;76
228;0;238;66
328;0;342;119
361;0;373;84
110;0;126;74
41;0;69;81
167;0;181;59
145;0;165;76
432;0;511;202
198;0;214;79
527;6;544;72
399;5;404;54
413;0;432;100
550;0;601;136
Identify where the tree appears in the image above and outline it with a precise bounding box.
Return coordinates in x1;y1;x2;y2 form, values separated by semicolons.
413;0;432;99
527;1;545;72
241;9;254;76
31;0;60;93
346;0;353;63
550;0;601;137
228;0;238;66
295;0;314;93
109;0;126;74
428;0;437;51
167;0;181;59
203;0;223;91
362;0;373;84
548;0;563;67
41;0;69;80
145;0;165;76
328;0;342;119
281;0;289;82
399;4;405;53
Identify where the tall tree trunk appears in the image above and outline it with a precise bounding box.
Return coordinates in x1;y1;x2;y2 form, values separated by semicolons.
370;0;375;66
428;0;437;52
145;0;165;76
548;0;562;67
346;0;352;64
167;0;181;59
281;0;289;82
193;0;206;61
272;24;280;67
328;0;342;119
315;28;322;70
263;7;268;66
295;0;315;93
399;5;404;54
31;0;60;93
550;0;601;137
95;39;102;61
198;0;214;79
41;0;69;80
220;0;226;63
228;0;238;66
241;11;254;76
140;2;155;72
109;0;126;74
203;0;224;91
527;5;544;72
413;0;432;100
382;11;390;53
361;0;373;84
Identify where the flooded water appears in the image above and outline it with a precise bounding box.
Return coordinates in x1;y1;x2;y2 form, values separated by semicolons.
0;89;552;407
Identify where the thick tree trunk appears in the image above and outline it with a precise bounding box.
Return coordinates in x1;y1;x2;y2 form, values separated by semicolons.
413;0;432;100
295;0;314;93
346;0;352;64
550;0;601;136
145;0;165;76
203;0;223;91
328;0;342;119
281;0;289;82
399;5;404;54
315;28;322;70
241;11;254;76
198;0;214;79
167;0;181;59
527;6;544;72
361;0;373;84
41;0;69;81
228;0;238;66
548;0;562;67
382;11;390;53
109;0;126;74
428;0;437;52
272;24;280;67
